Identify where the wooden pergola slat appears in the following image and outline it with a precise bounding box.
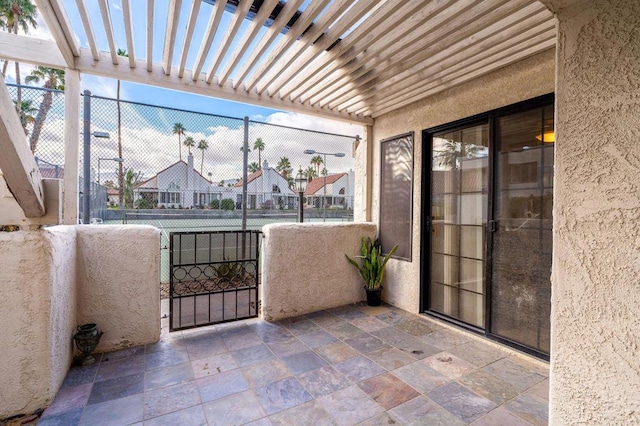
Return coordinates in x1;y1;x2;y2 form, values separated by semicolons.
336;6;552;112
205;0;253;84
255;0;353;95
217;0;280;86
146;0;154;72
98;0;119;65
178;0;202;78
122;0;136;67
162;0;182;76
230;0;304;89
268;0;381;98
191;0;228;81
76;0;99;61
242;0;330;92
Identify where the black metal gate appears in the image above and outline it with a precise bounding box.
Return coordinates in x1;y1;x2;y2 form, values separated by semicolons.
169;230;261;331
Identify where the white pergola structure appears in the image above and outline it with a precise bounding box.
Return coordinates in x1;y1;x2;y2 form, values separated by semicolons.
0;0;554;223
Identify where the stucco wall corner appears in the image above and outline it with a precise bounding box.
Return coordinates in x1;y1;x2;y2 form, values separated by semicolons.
261;222;376;321
76;225;161;352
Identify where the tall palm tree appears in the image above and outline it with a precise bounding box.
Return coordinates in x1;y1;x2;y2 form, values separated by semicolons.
248;162;260;173
183;136;195;156
253;137;265;169
0;0;37;110
123;168;143;208
304;166;316;182
276;156;292;178
172;123;186;161
24;66;64;153
197;139;208;175
13;98;36;134
116;48;128;208
310;155;323;177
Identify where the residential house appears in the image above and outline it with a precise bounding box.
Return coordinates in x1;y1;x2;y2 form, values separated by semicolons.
304;170;354;209
233;160;297;209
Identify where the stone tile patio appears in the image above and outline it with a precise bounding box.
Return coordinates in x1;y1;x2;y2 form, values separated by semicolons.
39;304;549;425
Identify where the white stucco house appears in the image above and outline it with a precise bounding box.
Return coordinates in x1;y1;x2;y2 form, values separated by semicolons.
305;170;354;209
135;154;213;208
233;160;297;209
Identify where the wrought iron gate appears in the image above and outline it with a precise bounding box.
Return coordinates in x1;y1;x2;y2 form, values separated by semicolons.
169;230;261;331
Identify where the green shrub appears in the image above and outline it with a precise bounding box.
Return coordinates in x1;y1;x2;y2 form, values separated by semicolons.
221;198;235;210
210;199;220;209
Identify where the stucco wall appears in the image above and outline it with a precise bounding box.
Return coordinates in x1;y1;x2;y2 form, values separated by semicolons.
0;227;76;417
76;225;161;352
370;49;556;313
261;222;376;320
550;1;640;424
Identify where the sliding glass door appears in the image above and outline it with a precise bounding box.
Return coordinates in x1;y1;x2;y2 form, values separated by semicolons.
425;96;554;356
430;123;488;328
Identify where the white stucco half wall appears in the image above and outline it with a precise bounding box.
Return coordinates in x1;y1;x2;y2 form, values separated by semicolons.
76;225;161;352
261;222;376;321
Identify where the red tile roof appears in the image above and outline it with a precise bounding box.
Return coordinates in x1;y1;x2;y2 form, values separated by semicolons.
39;166;64;179
305;173;346;195
233;170;262;187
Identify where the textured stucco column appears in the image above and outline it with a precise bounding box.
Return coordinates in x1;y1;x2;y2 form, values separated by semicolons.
549;1;640;424
76;225;161;352
261;222;376;321
0;227;77;418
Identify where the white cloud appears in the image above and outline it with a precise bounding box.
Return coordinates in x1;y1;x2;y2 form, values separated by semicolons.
263;111;362;138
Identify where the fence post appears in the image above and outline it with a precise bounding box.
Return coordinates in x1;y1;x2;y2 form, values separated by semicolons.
242;116;248;257
82;90;91;225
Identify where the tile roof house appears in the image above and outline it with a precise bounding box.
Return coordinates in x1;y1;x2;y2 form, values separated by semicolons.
305;170;354;209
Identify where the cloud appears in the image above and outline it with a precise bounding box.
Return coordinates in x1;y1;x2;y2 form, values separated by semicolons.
263;111;363;138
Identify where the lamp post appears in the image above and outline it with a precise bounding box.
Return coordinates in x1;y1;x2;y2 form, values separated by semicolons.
97;157;124;185
294;167;308;223
82;90;111;224
304;149;345;222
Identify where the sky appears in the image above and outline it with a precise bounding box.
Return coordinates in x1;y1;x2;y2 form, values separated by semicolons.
4;1;365;183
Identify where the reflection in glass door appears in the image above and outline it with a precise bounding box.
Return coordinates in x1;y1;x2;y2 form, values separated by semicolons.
490;105;554;354
430;124;488;328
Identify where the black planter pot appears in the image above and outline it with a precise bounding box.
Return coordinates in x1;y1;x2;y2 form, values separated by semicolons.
365;286;383;306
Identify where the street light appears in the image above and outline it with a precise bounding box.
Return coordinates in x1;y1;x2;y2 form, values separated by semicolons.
97;157;123;185
304;149;346;222
294;167;308;223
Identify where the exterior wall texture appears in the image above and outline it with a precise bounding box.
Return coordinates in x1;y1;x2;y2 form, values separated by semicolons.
550;1;640;423
0;227;77;418
0;225;160;418
261;222;376;321
370;49;556;313
76;225;161;352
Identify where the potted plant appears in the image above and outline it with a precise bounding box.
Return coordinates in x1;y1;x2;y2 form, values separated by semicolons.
346;237;398;306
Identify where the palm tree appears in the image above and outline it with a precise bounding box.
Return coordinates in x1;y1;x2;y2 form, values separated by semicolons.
253;137;265;169
183;136;195;156
24;66;65;153
0;0;37;110
207;172;212;181
321;167;328;176
276;156;292;178
172;123;186;161
13;98;36;135
197;139;208;175
116;48;128;208
304;166;316;182
248;162;260;173
123;168;143;208
310;155;323;177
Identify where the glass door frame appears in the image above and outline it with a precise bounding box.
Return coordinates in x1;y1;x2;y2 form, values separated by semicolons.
419;93;554;360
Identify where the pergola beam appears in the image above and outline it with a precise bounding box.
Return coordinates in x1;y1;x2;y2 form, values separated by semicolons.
0;75;45;217
0;32;66;68
75;49;373;125
35;0;78;68
146;0;154;72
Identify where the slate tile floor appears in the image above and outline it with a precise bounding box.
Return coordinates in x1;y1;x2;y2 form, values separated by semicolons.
39;304;549;425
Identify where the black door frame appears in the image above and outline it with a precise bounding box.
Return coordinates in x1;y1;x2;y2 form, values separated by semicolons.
419;93;554;360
